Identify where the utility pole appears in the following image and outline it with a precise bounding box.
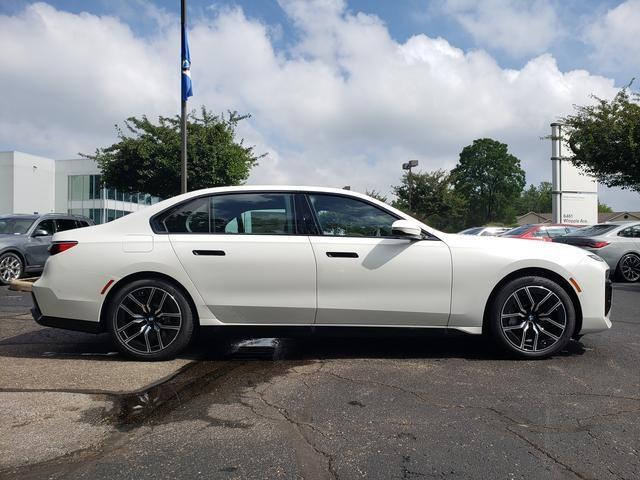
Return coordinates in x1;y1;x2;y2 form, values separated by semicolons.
180;0;189;194
402;160;419;211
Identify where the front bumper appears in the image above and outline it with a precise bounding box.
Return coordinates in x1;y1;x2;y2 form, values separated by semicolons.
31;292;103;334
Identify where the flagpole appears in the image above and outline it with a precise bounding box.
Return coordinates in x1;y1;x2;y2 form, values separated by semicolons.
180;0;188;194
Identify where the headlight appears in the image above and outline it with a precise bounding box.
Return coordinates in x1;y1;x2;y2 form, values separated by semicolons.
587;254;606;263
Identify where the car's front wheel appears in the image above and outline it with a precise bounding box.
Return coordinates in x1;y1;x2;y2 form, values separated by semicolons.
617;253;640;282
106;278;195;360
0;252;23;286
488;276;575;359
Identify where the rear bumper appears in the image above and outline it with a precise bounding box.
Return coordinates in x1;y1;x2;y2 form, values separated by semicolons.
31;292;103;334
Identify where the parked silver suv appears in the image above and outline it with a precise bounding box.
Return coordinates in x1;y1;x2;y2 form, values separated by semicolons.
0;213;93;285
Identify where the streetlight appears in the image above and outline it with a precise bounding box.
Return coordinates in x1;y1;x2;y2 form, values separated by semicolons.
402;160;418;211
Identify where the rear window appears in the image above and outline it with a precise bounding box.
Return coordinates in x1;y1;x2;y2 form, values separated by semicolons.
546;227;569;238
459;227;483;235
570;224;617;236
502;225;532;236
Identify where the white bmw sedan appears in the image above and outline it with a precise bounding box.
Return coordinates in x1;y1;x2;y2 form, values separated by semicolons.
31;186;612;360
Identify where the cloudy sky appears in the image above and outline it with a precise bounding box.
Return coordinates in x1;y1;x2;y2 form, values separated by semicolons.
1;0;639;209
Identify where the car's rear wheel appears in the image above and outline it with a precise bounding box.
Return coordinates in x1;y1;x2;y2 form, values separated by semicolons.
617;253;640;282
0;252;23;286
489;276;575;359
106;278;194;360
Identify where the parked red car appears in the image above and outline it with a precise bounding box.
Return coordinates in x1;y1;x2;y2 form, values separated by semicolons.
501;224;582;242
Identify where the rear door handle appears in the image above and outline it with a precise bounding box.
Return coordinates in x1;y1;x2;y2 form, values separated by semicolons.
326;252;359;258
193;250;226;256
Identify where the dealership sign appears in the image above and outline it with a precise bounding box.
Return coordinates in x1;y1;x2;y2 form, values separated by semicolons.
550;123;598;226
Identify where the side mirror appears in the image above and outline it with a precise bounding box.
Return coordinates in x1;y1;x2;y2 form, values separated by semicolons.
32;229;50;237
392;220;423;240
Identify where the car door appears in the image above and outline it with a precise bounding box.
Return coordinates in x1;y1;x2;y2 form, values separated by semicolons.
24;218;56;267
163;192;317;324
305;193;452;326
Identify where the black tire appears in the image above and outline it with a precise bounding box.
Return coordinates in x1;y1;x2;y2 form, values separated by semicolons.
106;278;195;361
616;253;640;283
488;276;576;359
0;252;23;286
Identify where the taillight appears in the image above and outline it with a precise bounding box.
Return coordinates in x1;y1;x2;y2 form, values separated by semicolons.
588;241;610;249
49;241;78;255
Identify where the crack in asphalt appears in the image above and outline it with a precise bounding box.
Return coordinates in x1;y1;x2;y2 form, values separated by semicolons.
504;426;592;480
554;392;640;402
246;378;338;480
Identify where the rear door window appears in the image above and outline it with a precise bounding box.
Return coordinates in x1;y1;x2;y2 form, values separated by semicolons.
159;193;296;235
55;219;79;232
618;225;640;238
212;194;295;234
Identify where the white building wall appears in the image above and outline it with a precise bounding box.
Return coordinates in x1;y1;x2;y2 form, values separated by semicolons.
0;152;14;214
2;151;56;215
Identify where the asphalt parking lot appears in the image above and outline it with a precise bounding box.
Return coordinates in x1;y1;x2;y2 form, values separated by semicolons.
0;284;638;480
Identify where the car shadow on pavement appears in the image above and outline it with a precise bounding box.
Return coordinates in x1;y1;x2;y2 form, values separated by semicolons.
192;329;587;362
0;327;586;362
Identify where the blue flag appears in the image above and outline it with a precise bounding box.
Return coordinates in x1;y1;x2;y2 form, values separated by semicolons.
181;28;193;102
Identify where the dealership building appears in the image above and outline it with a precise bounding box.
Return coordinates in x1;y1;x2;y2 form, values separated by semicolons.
0;151;161;224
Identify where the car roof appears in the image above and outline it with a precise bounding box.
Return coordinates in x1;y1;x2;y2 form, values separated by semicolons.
0;213;91;220
601;220;640;225
0;214;39;220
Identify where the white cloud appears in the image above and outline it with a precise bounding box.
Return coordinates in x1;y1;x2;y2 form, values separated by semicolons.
440;0;561;57
0;1;638;210
585;0;640;77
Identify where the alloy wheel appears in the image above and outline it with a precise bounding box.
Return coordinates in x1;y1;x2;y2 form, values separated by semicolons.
500;285;567;353
114;287;183;355
620;254;640;282
0;254;22;283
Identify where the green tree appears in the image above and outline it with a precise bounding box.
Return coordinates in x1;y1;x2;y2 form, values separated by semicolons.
598;201;614;213
83;108;263;198
451;138;526;225
392;169;467;232
365;189;388;203
560;86;640;192
517;181;552;215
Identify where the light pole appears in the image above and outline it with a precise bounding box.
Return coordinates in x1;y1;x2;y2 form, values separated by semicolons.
402;160;418;211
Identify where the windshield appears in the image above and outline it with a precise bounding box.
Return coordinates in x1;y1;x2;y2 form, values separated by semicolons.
568;224;617;237
0;217;35;235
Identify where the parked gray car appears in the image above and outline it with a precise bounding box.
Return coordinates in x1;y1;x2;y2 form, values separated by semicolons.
553;221;640;282
0;213;93;285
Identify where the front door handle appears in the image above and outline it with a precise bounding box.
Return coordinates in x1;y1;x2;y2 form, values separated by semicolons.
193;250;226;256
326;252;359;258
